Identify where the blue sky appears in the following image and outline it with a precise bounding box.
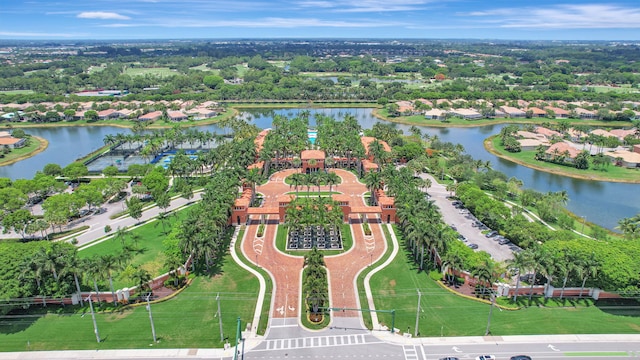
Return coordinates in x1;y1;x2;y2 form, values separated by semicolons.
1;0;640;40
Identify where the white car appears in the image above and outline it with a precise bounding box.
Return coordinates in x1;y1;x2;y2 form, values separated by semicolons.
476;356;496;360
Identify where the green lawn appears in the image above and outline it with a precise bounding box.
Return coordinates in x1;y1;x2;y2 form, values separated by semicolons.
0;136;46;166
369;226;640;336
79;210;188;290
0;89;35;95
0;261;258;351
488;136;640;183
124;67;177;77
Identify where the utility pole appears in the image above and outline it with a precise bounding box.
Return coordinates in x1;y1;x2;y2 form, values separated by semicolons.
485;291;496;336
233;317;242;360
217;292;224;342
146;294;157;343
87;294;101;343
414;289;421;337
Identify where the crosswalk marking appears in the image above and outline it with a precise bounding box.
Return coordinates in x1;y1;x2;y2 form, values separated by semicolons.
402;345;419;360
261;334;373;351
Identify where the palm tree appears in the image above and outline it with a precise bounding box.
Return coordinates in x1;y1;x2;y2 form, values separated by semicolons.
363;171;382;205
441;251;464;285
99;254;125;306
472;259;498;298
506;250;531;302
59;251;85;307
325;171;340;194
576;257;599;298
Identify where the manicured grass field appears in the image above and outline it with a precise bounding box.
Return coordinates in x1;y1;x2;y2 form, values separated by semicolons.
124;67;177;77
0;89;35;95
369;226;640;336
79;210;188;289
488;136;640;183
0;228;259;351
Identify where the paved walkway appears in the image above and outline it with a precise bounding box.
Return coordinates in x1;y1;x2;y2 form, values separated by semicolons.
243;169;388;322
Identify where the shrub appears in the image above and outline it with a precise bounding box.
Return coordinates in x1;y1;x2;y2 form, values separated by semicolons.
104;225;112;233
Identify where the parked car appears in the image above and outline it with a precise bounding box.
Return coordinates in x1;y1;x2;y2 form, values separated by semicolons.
499;238;511;245
450;225;457;231
440;357;460;360
485;231;498;238
476;356;496;360
467;243;479;249
510;356;532;360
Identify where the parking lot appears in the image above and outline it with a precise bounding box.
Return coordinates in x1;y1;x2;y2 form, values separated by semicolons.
418;173;516;262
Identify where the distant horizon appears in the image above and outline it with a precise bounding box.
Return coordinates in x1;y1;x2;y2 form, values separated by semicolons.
2;0;640;41
1;37;638;43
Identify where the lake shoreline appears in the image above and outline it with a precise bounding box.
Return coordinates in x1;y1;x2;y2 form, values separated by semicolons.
484;135;640;184
0;136;48;167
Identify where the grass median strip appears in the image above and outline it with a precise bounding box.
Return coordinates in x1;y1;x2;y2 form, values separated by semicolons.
564;352;629;356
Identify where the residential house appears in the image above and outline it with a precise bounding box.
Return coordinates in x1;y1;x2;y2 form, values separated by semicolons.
609;128;637;141
0;131;26;148
395;101;415;115
449;108;482;120
574;108;597;119
590;129;618;139
361;136;391;162
98;109;119;120
138;111;163;122
604;149;640;168
185;107;217;120
544;106;569;118
527;107;547;118
499;106;526;118
545;142;581;163
535;127;562;138
167;110;188;121
424;109;446;120
519;138;548;151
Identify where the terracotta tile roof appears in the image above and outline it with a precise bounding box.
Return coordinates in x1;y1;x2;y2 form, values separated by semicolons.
247;207;279;214
544;106;569;115
301;149;326;160
0;137;23;145
331;194;351;202
167;110;187;119
361;136;391;154
362;159;378;170
234;188;253;207
350;206;382;214
535;127;562;138
139;111;162;120
98;109;116;117
545;142;581;158
527;107;546;115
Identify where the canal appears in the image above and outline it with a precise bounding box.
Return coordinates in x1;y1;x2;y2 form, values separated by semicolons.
0;107;637;230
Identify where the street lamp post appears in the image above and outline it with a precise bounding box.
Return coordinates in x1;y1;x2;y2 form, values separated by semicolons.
484;291;496;336
146;294;157;343
414;289;421;337
87;294;101;343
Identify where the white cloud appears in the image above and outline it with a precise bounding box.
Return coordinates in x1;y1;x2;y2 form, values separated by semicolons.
101;17;401;28
0;31;80;37
295;0;435;12
77;11;131;20
464;4;640;29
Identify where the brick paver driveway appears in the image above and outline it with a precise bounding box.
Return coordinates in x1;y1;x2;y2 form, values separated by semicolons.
242;169;387;322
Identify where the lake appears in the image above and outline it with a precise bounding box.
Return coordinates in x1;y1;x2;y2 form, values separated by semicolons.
1;108;637;230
